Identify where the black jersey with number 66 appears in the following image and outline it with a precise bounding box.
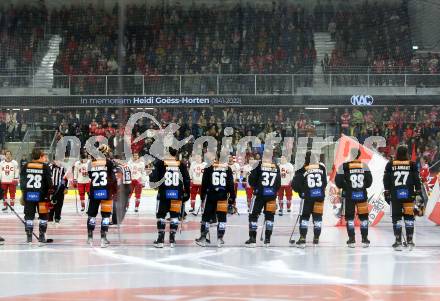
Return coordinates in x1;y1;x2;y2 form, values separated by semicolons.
201;163;235;201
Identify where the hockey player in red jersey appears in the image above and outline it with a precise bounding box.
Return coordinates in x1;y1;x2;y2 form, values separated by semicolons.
0;150;19;211
189;154;206;212
277;155;294;216
128;152;146;212
74;153;90;211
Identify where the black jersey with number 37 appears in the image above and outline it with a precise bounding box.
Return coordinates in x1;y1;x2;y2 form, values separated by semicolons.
249;162;281;199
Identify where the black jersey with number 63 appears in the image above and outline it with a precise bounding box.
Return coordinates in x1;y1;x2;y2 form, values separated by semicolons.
249;162;281;200
201;163;235;201
293;163;327;200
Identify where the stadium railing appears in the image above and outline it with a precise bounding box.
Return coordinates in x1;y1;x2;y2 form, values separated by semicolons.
1;74;439;96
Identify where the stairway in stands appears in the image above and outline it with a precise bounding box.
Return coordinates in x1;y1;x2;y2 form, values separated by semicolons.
32;35;62;89
313;32;335;86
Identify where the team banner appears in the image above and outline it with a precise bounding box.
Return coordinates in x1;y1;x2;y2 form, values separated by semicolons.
325;135;389;227
0;95;438;108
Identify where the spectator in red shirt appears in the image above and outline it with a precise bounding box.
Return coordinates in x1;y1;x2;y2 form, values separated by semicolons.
387;130;399;149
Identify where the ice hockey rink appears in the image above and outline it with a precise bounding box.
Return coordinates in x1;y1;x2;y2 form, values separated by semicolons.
1;191;440;301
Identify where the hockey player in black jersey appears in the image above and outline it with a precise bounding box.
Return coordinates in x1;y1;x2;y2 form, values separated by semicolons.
195;154;235;247
335;149;373;248
112;157;132;225
245;158;281;247
150;148;190;248
383;145;423;251
292;151;327;248
86;145;117;248
20;149;53;245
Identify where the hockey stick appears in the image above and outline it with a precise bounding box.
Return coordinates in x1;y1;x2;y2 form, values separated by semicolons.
192;203;201;216
259;217;266;242
178;201;185;235
289;197;304;244
401;220;408;247
6;203;54;243
73;187;79;214
193;196;207;216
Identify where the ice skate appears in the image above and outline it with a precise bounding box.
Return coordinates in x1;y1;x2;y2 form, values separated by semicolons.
0;236;4;245
313;236;319;246
392;239;403;251
195;235;207;247
245;236;257;248
362;237;370;248
87;230;93;246
169;232;176;248
26;231;32;245
38;233;47;247
264;237;271;247
154;233;165;248
407;239;415;251
217;238;224;248
100;232;110;248
278;209;283;216
100;237;110;248
296;236;306;249
346;237;356;248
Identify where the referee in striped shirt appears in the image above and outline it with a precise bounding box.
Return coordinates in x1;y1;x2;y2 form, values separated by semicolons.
49;160;67;223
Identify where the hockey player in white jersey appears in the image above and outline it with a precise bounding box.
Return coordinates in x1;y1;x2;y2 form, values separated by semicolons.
277;155;294;216
0;150;19;211
242;156;256;211
128;153;146;212
73;154;91;211
228;156;241;198
189;154;206;212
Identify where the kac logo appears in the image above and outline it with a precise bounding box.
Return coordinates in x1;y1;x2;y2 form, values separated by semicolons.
351;95;374;106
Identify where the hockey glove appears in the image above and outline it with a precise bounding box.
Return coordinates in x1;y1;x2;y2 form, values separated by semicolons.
182;192;190;203
414;192;425;217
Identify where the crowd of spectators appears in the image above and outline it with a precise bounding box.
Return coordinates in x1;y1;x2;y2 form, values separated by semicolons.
317;0;440;87
0;3;48;87
2;105;440;173
51;2;316;94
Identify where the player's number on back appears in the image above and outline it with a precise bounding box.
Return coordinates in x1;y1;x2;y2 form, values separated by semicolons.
350;174;364;189
262;172;277;186
92;171;107;187
307;174;322;188
26;174;42;189
394;171;409;186
165;171;179;186
212;171;227;186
